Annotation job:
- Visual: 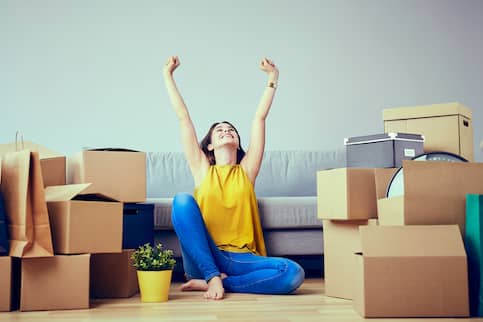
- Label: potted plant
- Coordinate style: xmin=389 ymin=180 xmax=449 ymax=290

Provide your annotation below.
xmin=131 ymin=242 xmax=176 ymax=302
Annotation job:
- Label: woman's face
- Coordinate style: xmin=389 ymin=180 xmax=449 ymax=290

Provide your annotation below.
xmin=209 ymin=122 xmax=240 ymax=150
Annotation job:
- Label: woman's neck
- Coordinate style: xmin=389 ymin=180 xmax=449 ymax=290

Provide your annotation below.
xmin=214 ymin=146 xmax=237 ymax=166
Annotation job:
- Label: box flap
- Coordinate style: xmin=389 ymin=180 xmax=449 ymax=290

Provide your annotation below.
xmin=45 ymin=183 xmax=92 ymax=202
xmin=359 ymin=225 xmax=465 ymax=257
xmin=383 ymin=102 xmax=472 ymax=121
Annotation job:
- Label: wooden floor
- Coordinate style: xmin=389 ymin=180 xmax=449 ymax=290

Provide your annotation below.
xmin=2 ymin=278 xmax=481 ymax=322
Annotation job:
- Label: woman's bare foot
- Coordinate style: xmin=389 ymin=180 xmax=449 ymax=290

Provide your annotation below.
xmin=180 ymin=279 xmax=208 ymax=292
xmin=181 ymin=274 xmax=227 ymax=300
xmin=204 ymin=276 xmax=224 ymax=300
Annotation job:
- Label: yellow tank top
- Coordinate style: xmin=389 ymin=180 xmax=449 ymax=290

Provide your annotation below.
xmin=193 ymin=165 xmax=267 ymax=256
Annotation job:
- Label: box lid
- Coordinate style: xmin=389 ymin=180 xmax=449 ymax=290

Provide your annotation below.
xmin=359 ymin=225 xmax=465 ymax=257
xmin=45 ymin=183 xmax=92 ymax=202
xmin=344 ymin=132 xmax=424 ymax=145
xmin=44 ymin=183 xmax=116 ymax=202
xmin=383 ymin=102 xmax=472 ymax=121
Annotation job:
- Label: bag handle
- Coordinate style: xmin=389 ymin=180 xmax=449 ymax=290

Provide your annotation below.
xmin=15 ymin=131 xmax=24 ymax=151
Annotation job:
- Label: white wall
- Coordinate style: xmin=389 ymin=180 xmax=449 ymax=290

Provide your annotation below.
xmin=2 ymin=0 xmax=482 ymax=161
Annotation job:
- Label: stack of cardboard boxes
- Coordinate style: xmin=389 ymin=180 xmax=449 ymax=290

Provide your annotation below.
xmin=0 ymin=147 xmax=150 ymax=311
xmin=317 ymin=102 xmax=483 ymax=318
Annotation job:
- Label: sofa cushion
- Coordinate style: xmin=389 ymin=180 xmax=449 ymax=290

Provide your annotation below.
xmin=147 ymin=149 xmax=346 ymax=198
xmin=147 ymin=196 xmax=322 ymax=230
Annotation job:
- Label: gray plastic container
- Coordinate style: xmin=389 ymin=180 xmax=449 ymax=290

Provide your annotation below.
xmin=344 ymin=132 xmax=424 ymax=168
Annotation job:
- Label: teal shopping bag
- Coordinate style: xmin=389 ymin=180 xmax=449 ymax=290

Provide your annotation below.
xmin=465 ymin=194 xmax=483 ymax=317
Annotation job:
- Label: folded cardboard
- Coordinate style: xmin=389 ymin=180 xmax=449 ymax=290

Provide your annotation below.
xmin=383 ymin=102 xmax=473 ymax=161
xmin=317 ymin=168 xmax=377 ymax=220
xmin=40 ymin=156 xmax=66 ymax=187
xmin=465 ymin=194 xmax=483 ymax=316
xmin=374 ymin=168 xmax=398 ymax=199
xmin=345 ymin=132 xmax=424 ymax=168
xmin=67 ymin=149 xmax=146 ymax=202
xmin=323 ymin=219 xmax=377 ymax=299
xmin=377 ymin=161 xmax=483 ymax=234
xmin=90 ymin=249 xmax=139 ymax=298
xmin=354 ymin=225 xmax=469 ymax=317
xmin=45 ymin=183 xmax=123 ymax=254
xmin=123 ymin=203 xmax=154 ymax=249
xmin=20 ymin=254 xmax=90 ymax=311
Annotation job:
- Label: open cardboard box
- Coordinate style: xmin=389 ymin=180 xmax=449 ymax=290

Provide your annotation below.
xmin=317 ymin=168 xmax=377 ymax=220
xmin=377 ymin=160 xmax=483 ymax=234
xmin=67 ymin=149 xmax=146 ymax=202
xmin=354 ymin=225 xmax=469 ymax=317
xmin=45 ymin=183 xmax=123 ymax=254
xmin=323 ymin=219 xmax=378 ymax=299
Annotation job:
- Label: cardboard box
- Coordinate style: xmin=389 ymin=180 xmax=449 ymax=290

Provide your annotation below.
xmin=323 ymin=219 xmax=377 ymax=299
xmin=383 ymin=102 xmax=474 ymax=161
xmin=377 ymin=161 xmax=483 ymax=234
xmin=374 ymin=168 xmax=398 ymax=199
xmin=354 ymin=225 xmax=469 ymax=317
xmin=20 ymin=254 xmax=90 ymax=311
xmin=0 ymin=256 xmax=12 ymax=311
xmin=40 ymin=156 xmax=66 ymax=187
xmin=317 ymin=168 xmax=377 ymax=220
xmin=67 ymin=149 xmax=146 ymax=202
xmin=45 ymin=183 xmax=123 ymax=254
xmin=465 ymin=194 xmax=483 ymax=316
xmin=345 ymin=133 xmax=424 ymax=168
xmin=90 ymin=249 xmax=139 ymax=298
xmin=123 ymin=203 xmax=154 ymax=249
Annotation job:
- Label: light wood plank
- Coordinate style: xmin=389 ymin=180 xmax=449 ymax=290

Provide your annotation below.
xmin=1 ymin=279 xmax=479 ymax=321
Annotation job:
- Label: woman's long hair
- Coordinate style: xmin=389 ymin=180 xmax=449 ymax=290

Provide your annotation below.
xmin=200 ymin=121 xmax=246 ymax=165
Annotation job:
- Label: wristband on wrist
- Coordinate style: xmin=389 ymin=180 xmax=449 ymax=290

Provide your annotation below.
xmin=268 ymin=82 xmax=277 ymax=89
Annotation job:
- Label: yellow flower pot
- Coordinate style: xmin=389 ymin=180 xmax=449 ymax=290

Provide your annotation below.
xmin=137 ymin=270 xmax=173 ymax=302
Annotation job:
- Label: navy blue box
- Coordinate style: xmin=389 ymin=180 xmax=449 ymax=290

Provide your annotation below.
xmin=0 ymin=191 xmax=9 ymax=256
xmin=122 ymin=203 xmax=154 ymax=249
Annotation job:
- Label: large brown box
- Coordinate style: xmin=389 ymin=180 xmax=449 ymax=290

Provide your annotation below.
xmin=377 ymin=161 xmax=483 ymax=235
xmin=40 ymin=156 xmax=66 ymax=187
xmin=383 ymin=102 xmax=474 ymax=161
xmin=45 ymin=183 xmax=123 ymax=254
xmin=90 ymin=250 xmax=139 ymax=298
xmin=354 ymin=225 xmax=469 ymax=317
xmin=317 ymin=168 xmax=376 ymax=220
xmin=323 ymin=219 xmax=377 ymax=299
xmin=67 ymin=150 xmax=146 ymax=202
xmin=20 ymin=254 xmax=90 ymax=311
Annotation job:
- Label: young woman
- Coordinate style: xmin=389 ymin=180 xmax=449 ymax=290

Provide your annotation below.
xmin=163 ymin=56 xmax=304 ymax=300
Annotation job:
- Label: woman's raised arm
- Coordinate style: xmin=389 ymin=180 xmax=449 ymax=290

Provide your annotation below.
xmin=241 ymin=58 xmax=279 ymax=183
xmin=163 ymin=56 xmax=208 ymax=182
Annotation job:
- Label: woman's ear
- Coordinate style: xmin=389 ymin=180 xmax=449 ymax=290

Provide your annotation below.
xmin=207 ymin=143 xmax=214 ymax=151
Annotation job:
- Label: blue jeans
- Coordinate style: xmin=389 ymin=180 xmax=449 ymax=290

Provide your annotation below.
xmin=171 ymin=193 xmax=305 ymax=294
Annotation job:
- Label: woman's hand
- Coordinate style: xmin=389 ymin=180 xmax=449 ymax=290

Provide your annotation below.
xmin=164 ymin=56 xmax=180 ymax=76
xmin=260 ymin=58 xmax=278 ymax=76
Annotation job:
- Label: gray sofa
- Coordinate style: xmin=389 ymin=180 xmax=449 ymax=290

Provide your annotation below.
xmin=145 ymin=149 xmax=346 ymax=270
